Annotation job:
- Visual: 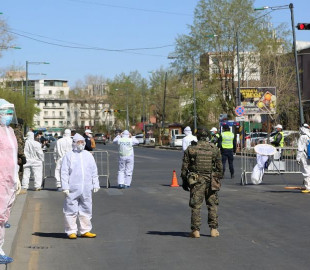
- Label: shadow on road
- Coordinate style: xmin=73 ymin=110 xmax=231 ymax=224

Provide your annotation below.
xmin=146 ymin=231 xmax=209 ymax=237
xmin=33 ymin=232 xmax=68 ymax=239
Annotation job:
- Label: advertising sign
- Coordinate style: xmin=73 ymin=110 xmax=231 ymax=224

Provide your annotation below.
xmin=240 ymin=87 xmax=276 ymax=114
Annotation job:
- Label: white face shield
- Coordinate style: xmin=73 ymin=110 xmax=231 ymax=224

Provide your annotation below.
xmin=0 ymin=99 xmax=18 ymax=126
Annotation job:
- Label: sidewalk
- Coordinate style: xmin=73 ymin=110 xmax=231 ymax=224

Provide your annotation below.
xmin=0 ymin=194 xmax=27 ymax=270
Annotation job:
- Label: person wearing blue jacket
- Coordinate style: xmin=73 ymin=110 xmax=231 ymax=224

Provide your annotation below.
xmin=61 ymin=133 xmax=100 ymax=239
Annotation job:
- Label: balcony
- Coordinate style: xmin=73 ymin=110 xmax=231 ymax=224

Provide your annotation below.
xmin=43 ymin=106 xmax=65 ymax=109
xmin=43 ymin=116 xmax=65 ymax=119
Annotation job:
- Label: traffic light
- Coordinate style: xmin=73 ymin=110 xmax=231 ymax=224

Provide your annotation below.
xmin=297 ymin=23 xmax=310 ymax=30
xmin=103 ymin=109 xmax=111 ymax=113
xmin=114 ymin=109 xmax=120 ymax=113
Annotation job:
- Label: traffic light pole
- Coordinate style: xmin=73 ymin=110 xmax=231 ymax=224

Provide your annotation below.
xmin=290 ymin=3 xmax=304 ymax=124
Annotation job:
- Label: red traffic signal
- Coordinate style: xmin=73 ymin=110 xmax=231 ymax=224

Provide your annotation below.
xmin=297 ymin=23 xmax=310 ymax=30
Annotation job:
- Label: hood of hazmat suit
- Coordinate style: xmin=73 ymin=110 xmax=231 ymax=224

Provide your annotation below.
xmin=182 ymin=126 xmax=198 ymax=152
xmin=24 ymin=132 xmax=44 ymax=166
xmin=72 ymin=133 xmax=85 ymax=152
xmin=54 ymin=130 xmax=73 ymax=160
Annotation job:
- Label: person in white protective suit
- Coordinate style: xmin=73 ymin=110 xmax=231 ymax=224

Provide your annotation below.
xmin=182 ymin=126 xmax=198 ymax=152
xmin=20 ymin=132 xmax=44 ymax=192
xmin=0 ymin=99 xmax=19 ymax=264
xmin=113 ymin=130 xmax=139 ymax=189
xmin=61 ymin=133 xmax=100 ymax=239
xmin=296 ymin=124 xmax=310 ymax=193
xmin=54 ymin=129 xmax=72 ymax=190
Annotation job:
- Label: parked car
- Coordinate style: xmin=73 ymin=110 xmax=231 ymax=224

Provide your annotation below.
xmin=94 ymin=133 xmax=107 ymax=145
xmin=170 ymin=134 xmax=185 ymax=147
xmin=134 ymin=134 xmax=144 ymax=144
xmin=245 ymin=132 xmax=268 ymax=146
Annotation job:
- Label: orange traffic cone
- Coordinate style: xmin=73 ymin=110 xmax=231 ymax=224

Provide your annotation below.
xmin=170 ymin=170 xmax=180 ymax=187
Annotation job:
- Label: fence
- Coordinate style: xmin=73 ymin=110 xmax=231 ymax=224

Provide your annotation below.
xmin=241 ymin=147 xmax=302 ymax=185
xmin=43 ymin=150 xmax=110 ymax=188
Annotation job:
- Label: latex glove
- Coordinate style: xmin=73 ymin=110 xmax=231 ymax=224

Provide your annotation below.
xmin=15 ymin=181 xmax=21 ymax=194
xmin=63 ymin=190 xmax=70 ymax=197
xmin=93 ymin=188 xmax=100 ymax=193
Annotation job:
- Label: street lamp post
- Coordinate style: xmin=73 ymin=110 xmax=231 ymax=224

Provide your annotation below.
xmin=115 ymin=88 xmax=129 ymax=130
xmin=25 ymin=61 xmax=49 ymax=105
xmin=126 ymin=88 xmax=129 ymax=130
xmin=254 ymin=3 xmax=304 ymax=124
xmin=191 ymin=57 xmax=197 ymax=133
xmin=168 ymin=54 xmax=197 ymax=132
xmin=24 ymin=61 xmax=49 ymax=134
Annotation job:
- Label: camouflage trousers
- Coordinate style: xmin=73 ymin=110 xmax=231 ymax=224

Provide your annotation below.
xmin=189 ymin=176 xmax=219 ymax=231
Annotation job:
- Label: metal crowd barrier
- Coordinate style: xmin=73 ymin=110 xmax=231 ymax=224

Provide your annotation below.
xmin=43 ymin=150 xmax=110 ymax=188
xmin=241 ymin=147 xmax=302 ymax=185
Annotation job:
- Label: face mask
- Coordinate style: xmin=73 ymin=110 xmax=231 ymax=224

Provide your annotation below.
xmin=0 ymin=115 xmax=13 ymax=126
xmin=77 ymin=144 xmax=85 ymax=152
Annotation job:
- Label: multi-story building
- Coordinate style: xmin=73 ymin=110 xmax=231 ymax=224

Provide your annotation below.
xmin=1 ymin=73 xmax=114 ymax=135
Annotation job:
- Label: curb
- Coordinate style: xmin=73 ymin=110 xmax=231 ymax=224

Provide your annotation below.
xmin=0 ymin=194 xmax=28 ymax=270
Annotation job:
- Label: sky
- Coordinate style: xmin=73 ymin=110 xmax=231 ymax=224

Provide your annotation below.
xmin=1 ymin=0 xmax=310 ymax=87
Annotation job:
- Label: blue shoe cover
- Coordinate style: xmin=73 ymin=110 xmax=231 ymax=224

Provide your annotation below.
xmin=124 ymin=185 xmax=130 ymax=188
xmin=4 ymin=223 xmax=10 ymax=228
xmin=0 ymin=255 xmax=13 ymax=264
xmin=118 ymin=184 xmax=124 ymax=189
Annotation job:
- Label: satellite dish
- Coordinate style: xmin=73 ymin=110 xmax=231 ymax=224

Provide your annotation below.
xmin=254 ymin=144 xmax=277 ymax=156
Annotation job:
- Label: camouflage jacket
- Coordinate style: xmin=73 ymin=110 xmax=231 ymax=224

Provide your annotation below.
xmin=13 ymin=125 xmax=26 ymax=164
xmin=181 ymin=140 xmax=223 ymax=190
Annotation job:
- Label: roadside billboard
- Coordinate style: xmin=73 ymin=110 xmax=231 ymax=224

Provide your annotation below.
xmin=240 ymin=87 xmax=276 ymax=114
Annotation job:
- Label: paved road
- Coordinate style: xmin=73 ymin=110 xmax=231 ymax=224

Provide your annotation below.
xmin=10 ymin=143 xmax=310 ymax=270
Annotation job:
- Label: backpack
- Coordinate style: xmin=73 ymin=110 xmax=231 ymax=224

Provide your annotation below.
xmin=91 ymin=138 xmax=96 ymax=149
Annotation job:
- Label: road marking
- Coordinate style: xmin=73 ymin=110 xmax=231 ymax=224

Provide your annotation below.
xmin=28 ymin=202 xmax=41 ymax=270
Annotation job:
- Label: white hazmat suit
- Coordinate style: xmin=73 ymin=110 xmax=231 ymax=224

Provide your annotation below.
xmin=296 ymin=126 xmax=310 ymax=191
xmin=61 ymin=133 xmax=100 ymax=236
xmin=0 ymin=99 xmax=18 ymax=263
xmin=54 ymin=129 xmax=72 ymax=188
xmin=113 ymin=130 xmax=139 ymax=188
xmin=22 ymin=132 xmax=44 ymax=190
xmin=182 ymin=126 xmax=198 ymax=152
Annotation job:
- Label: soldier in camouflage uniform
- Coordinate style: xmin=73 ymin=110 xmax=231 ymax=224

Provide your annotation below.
xmin=181 ymin=126 xmax=223 ymax=238
xmin=12 ymin=118 xmax=26 ymax=189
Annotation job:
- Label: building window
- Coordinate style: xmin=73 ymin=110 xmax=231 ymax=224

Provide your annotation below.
xmin=37 ymin=121 xmax=40 ymax=126
xmin=49 ymin=90 xmax=52 ymax=95
xmin=250 ymin=68 xmax=258 ymax=74
xmin=59 ymin=121 xmax=63 ymax=126
xmin=60 ymin=91 xmax=64 ymax=96
xmin=52 ymin=111 xmax=55 ymax=116
xmin=45 ymin=121 xmax=48 ymax=126
xmin=60 ymin=111 xmax=63 ymax=116
xmin=44 ymin=111 xmax=48 ymax=116
xmin=67 ymin=111 xmax=70 ymax=117
xmin=53 ymin=121 xmax=55 ymax=126
xmin=81 ymin=121 xmax=85 ymax=126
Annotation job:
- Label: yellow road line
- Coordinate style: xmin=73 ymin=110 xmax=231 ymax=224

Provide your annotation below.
xmin=28 ymin=202 xmax=41 ymax=270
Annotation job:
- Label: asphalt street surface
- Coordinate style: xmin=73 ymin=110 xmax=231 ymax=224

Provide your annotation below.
xmin=10 ymin=143 xmax=310 ymax=270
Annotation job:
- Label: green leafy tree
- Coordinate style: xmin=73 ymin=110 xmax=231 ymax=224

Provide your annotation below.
xmin=173 ymin=0 xmax=291 ymax=123
xmin=0 ymin=88 xmax=39 ymax=127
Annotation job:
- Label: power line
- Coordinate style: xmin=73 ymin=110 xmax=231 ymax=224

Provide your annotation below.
xmin=6 ymin=29 xmax=172 ymax=57
xmin=66 ymin=0 xmax=192 ymax=16
xmin=8 ymin=28 xmax=174 ymax=51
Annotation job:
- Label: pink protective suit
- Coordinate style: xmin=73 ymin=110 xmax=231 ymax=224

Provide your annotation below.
xmin=0 ymin=125 xmax=18 ymax=255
